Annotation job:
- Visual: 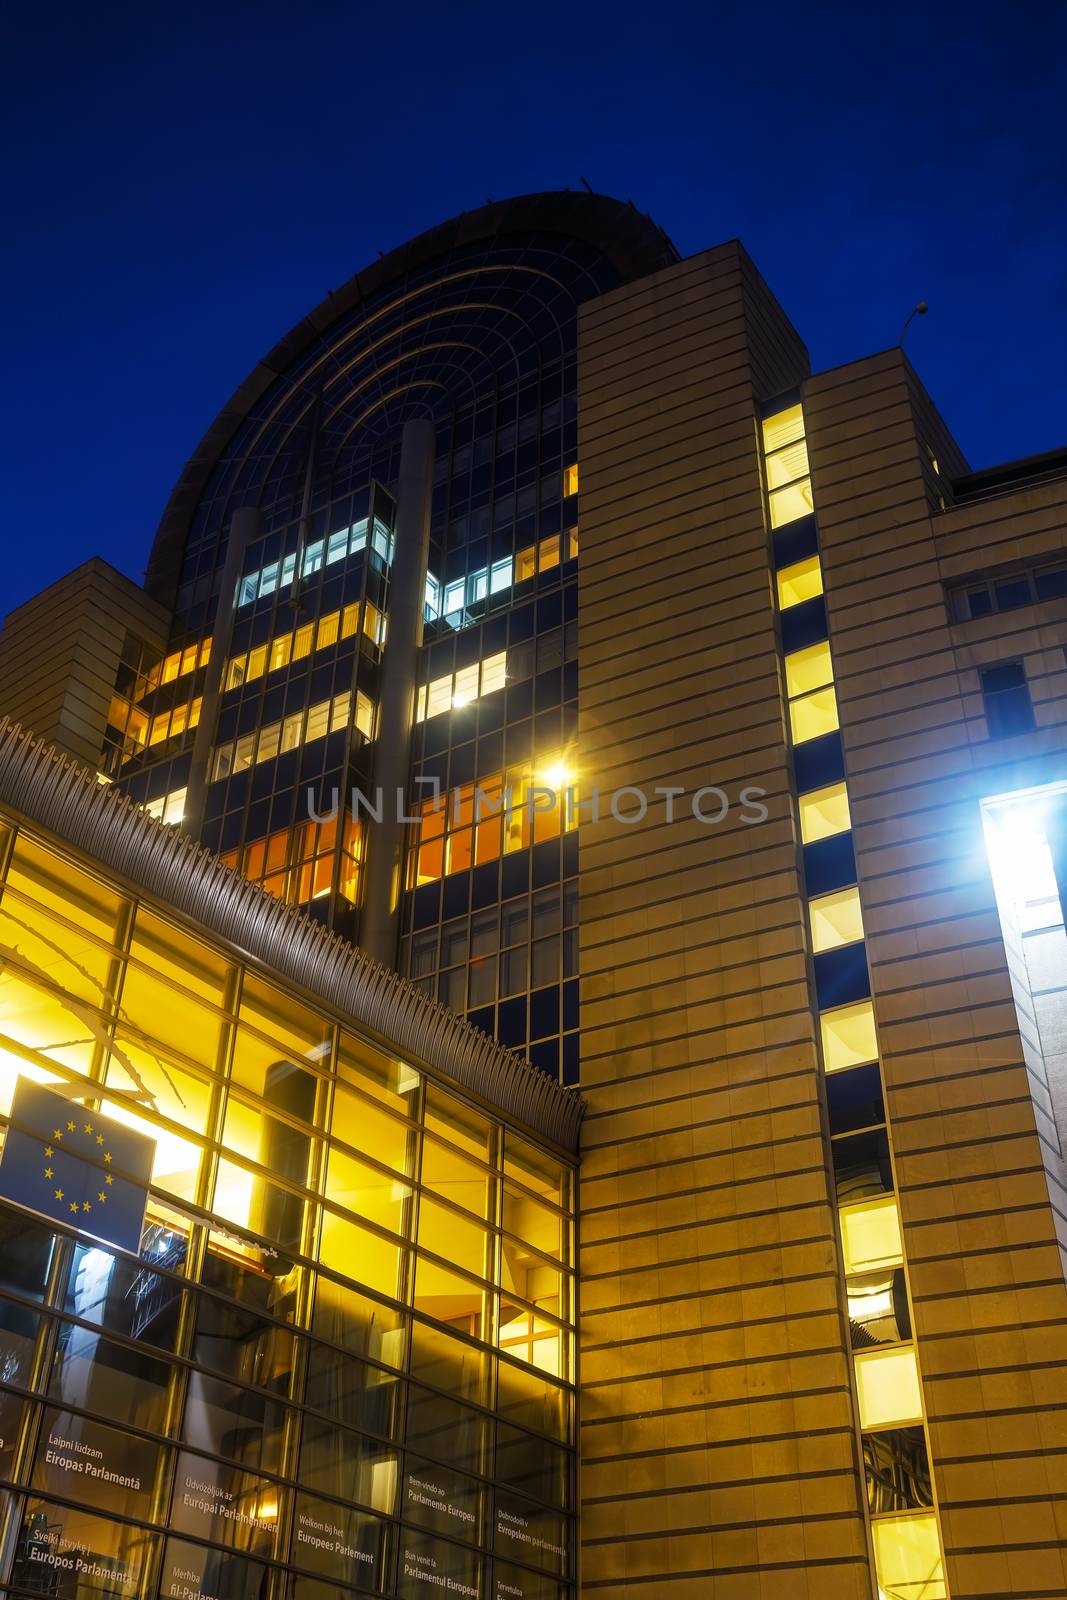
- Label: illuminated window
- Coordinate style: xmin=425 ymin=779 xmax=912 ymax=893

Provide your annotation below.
xmin=481 ymin=653 xmax=507 ymax=696
xmin=143 ymin=788 xmax=187 ymax=826
xmin=765 ymin=436 xmax=810 ymax=492
xmin=539 ymin=535 xmax=560 ymax=573
xmin=210 ymin=688 xmax=376 ymax=782
xmin=777 ymin=555 xmax=823 ymax=611
xmin=146 ymin=696 xmax=201 ymax=749
xmin=416 ymin=653 xmax=508 ymax=722
xmin=809 ymin=886 xmax=864 ymax=952
xmin=821 ymin=999 xmax=878 ymax=1072
xmin=453 ymin=664 xmax=479 ymax=708
xmin=762 ymin=404 xmax=805 ymax=455
xmin=840 ymin=1195 xmax=903 ymax=1277
xmin=406 ymin=759 xmax=577 ymax=887
xmin=785 ymin=641 xmax=833 ymax=698
xmin=235 ymin=518 xmax=371 ymax=607
xmin=790 ymin=684 xmax=839 ymax=744
xmin=871 ymin=1513 xmax=945 ymax=1600
xmin=762 ymin=404 xmax=815 ymax=528
xmin=768 ymin=478 xmax=815 ymax=526
xmin=855 ymin=1344 xmax=923 ymax=1430
xmin=222 ymin=602 xmax=380 ymax=694
xmin=786 ymin=643 xmax=838 ymax=744
xmin=799 ymin=781 xmax=851 ymax=843
xmin=563 ymin=463 xmax=579 ymax=497
xmin=148 ymin=637 xmax=211 ymax=691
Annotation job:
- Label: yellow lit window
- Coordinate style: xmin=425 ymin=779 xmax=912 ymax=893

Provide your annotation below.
xmin=415 ymin=685 xmax=427 ymax=721
xmin=365 ymin=602 xmax=385 ymax=645
xmin=761 ymin=404 xmax=805 ymax=455
xmin=765 ymin=437 xmax=810 ymax=492
xmin=820 ymin=999 xmax=878 ymax=1072
xmin=855 ymin=1344 xmax=922 ymax=1431
xmin=318 ymin=1209 xmax=405 ymax=1300
xmin=480 ymin=652 xmax=507 ymax=696
xmin=341 ymin=603 xmax=361 ymax=639
xmin=305 ymin=701 xmax=330 ymax=743
xmin=563 ymin=463 xmax=579 ymax=497
xmin=247 ymin=644 xmax=268 ymax=682
xmin=871 ymin=1513 xmax=945 ymax=1600
xmin=425 ymin=675 xmax=452 ymax=720
xmin=776 ymin=555 xmax=823 ymax=611
xmin=316 ymin=613 xmax=339 ymax=651
xmin=825 ymin=998 xmax=883 ymax=1075
xmin=566 ymin=527 xmax=579 ymax=561
xmin=269 ymin=636 xmax=291 ymax=673
xmin=538 ymin=535 xmax=560 ymax=573
xmin=840 ymin=1195 xmax=903 ymax=1277
xmin=329 ymin=692 xmax=351 ymax=734
xmin=226 ymin=657 xmax=246 ymax=691
xmin=768 ymin=478 xmax=815 ymax=528
xmin=790 ymin=684 xmax=839 ymax=744
xmin=785 ymin=641 xmax=833 ymax=699
xmin=453 ymin=665 xmax=479 ymax=708
xmin=809 ymin=885 xmax=864 ymax=952
xmin=412 ymin=1251 xmax=488 ymax=1338
xmin=355 ymin=691 xmax=375 ymax=740
xmin=799 ymin=781 xmax=851 ymax=844
xmin=293 ymin=623 xmax=314 ymax=662
xmin=516 ymin=546 xmax=536 ymax=583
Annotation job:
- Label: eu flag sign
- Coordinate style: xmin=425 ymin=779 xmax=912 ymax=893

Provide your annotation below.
xmin=0 ymin=1079 xmax=155 ymax=1254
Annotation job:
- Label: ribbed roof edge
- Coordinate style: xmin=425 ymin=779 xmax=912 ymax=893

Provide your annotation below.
xmin=0 ymin=719 xmax=584 ymax=1153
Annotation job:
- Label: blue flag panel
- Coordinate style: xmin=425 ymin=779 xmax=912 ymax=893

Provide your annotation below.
xmin=0 ymin=1079 xmax=154 ymax=1254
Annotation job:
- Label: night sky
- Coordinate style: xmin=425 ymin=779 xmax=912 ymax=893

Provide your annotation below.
xmin=4 ymin=0 xmax=1065 ymax=614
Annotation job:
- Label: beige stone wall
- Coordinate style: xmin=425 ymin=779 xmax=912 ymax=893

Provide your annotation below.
xmin=806 ymin=347 xmax=1067 ymax=1598
xmin=576 ymin=245 xmax=874 ymax=1599
xmin=0 ymin=558 xmax=169 ymax=770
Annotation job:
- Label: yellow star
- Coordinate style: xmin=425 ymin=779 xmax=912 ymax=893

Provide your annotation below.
xmin=103 ymin=1153 xmax=112 ymax=1165
xmin=105 ymin=1175 xmax=113 ymax=1186
xmin=84 ymin=1122 xmax=93 ymax=1136
xmin=44 ymin=1168 xmax=53 ymax=1180
xmin=54 ymin=1189 xmax=64 ymax=1201
xmin=45 ymin=1146 xmax=53 ymax=1158
xmin=67 ymin=1121 xmax=75 ymax=1132
xmin=96 ymin=1134 xmax=104 ymax=1145
xmin=97 ymin=1192 xmax=105 ymax=1203
xmin=82 ymin=1201 xmax=91 ymax=1212
xmin=53 ymin=1128 xmax=62 ymax=1140
xmin=69 ymin=1202 xmax=78 ymax=1214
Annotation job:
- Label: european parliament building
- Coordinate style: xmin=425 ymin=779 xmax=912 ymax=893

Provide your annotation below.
xmin=2 ymin=191 xmax=1067 ymax=1600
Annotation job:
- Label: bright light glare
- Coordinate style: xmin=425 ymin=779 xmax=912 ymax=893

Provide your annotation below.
xmin=982 ymin=790 xmax=1062 ymax=933
xmin=540 ymin=763 xmax=575 ymax=790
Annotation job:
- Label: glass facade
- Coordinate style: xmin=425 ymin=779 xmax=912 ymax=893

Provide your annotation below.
xmin=105 ymin=208 xmax=653 ymax=1088
xmin=0 ymin=810 xmax=577 ymax=1600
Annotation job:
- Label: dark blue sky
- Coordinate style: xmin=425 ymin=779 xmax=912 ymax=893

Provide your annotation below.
xmin=4 ymin=0 xmax=1065 ymax=613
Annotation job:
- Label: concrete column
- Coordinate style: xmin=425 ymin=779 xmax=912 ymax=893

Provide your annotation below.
xmin=360 ymin=418 xmax=434 ymax=966
xmin=183 ymin=506 xmax=261 ymax=841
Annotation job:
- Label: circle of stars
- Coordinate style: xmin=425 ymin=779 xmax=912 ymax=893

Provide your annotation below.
xmin=43 ymin=1119 xmax=114 ymax=1215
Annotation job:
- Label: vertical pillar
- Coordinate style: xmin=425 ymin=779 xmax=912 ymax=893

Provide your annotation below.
xmin=183 ymin=505 xmax=261 ymax=841
xmin=360 ymin=418 xmax=434 ymax=965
